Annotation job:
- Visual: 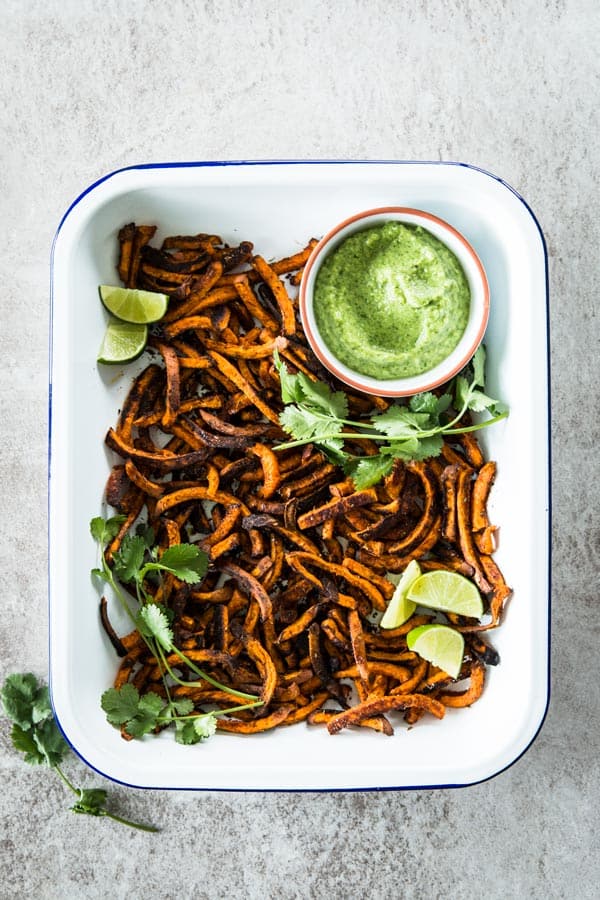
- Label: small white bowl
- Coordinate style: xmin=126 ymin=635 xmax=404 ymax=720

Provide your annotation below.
xmin=299 ymin=207 xmax=490 ymax=397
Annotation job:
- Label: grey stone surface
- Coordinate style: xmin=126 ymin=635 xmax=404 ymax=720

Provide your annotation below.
xmin=0 ymin=0 xmax=598 ymax=897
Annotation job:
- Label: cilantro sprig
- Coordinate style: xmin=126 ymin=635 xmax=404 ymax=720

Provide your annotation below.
xmin=100 ymin=681 xmax=257 ymax=744
xmin=91 ymin=519 xmax=262 ymax=742
xmin=1 ymin=673 xmax=157 ymax=832
xmin=273 ymin=347 xmax=508 ymax=488
xmin=91 ymin=520 xmax=209 ymax=602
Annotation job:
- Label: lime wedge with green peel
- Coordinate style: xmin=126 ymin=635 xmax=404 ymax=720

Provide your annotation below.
xmin=407 ymin=624 xmax=465 ymax=679
xmin=99 ymin=285 xmax=169 ymax=324
xmin=97 ymin=319 xmax=148 ymax=365
xmin=380 ymin=559 xmax=421 ymax=629
xmin=407 ymin=570 xmax=484 ymax=618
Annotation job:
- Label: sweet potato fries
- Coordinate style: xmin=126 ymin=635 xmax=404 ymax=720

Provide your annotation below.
xmin=100 ymin=223 xmax=511 ymax=737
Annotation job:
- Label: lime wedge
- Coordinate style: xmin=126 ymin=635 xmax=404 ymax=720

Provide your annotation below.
xmin=99 ymin=285 xmax=168 ymax=324
xmin=407 ymin=570 xmax=484 ymax=618
xmin=380 ymin=559 xmax=421 ymax=629
xmin=407 ymin=624 xmax=465 ymax=679
xmin=97 ymin=319 xmax=148 ymax=365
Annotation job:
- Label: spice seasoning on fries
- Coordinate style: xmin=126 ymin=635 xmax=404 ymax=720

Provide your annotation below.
xmin=95 ymin=223 xmax=511 ymax=741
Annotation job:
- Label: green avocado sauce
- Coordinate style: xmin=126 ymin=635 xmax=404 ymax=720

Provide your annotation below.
xmin=313 ymin=221 xmax=471 ymax=380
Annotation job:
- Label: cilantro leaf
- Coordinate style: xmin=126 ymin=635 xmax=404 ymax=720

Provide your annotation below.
xmin=454 ymin=354 xmax=507 ymax=418
xmin=174 ymin=712 xmax=217 ymax=744
xmin=318 ymin=443 xmax=351 ymax=467
xmin=394 ymin=433 xmax=444 ymax=460
xmin=466 ymin=390 xmax=508 ymax=414
xmin=296 ymin=372 xmax=348 ymax=419
xmin=171 ymin=699 xmax=194 ymax=717
xmin=90 ymin=517 xmax=107 ymax=544
xmin=112 ymin=534 xmax=147 ymax=583
xmin=370 ymin=407 xmax=434 ymax=439
xmin=105 ymin=515 xmax=127 ymax=538
xmin=436 ymin=393 xmax=453 ymax=415
xmin=275 ymin=350 xmax=348 ymax=419
xmin=156 ymin=544 xmax=208 ymax=584
xmin=409 ymin=391 xmax=451 ymax=417
xmin=31 ymin=685 xmax=53 ymax=725
xmin=273 ymin=349 xmax=303 ymax=404
xmin=137 ymin=605 xmax=174 ymax=651
xmin=11 ymin=724 xmax=45 ymax=765
xmin=135 ymin=522 xmax=155 ymax=550
xmin=279 ymin=406 xmax=339 ymax=443
xmin=91 ymin=567 xmax=108 ymax=583
xmin=124 ymin=693 xmax=164 ymax=738
xmin=158 ymin=697 xmax=195 ymax=728
xmin=1 ymin=673 xmax=40 ymax=729
xmin=317 ymin=437 xmax=347 ymax=458
xmin=471 ymin=344 xmax=486 ymax=388
xmin=279 ymin=404 xmax=314 ymax=440
xmin=194 ymin=713 xmax=217 ymax=739
xmin=174 ymin=719 xmax=203 ymax=745
xmin=280 ymin=403 xmax=346 ymax=456
xmin=345 ymin=455 xmax=395 ymax=490
xmin=71 ymin=788 xmax=108 ymax=817
xmin=138 ymin=692 xmax=165 ymax=718
xmin=90 ymin=515 xmax=126 ymax=545
xmin=454 ymin=375 xmax=472 ymax=411
xmin=2 ymin=675 xmax=67 ymax=766
xmin=408 ymin=392 xmax=438 ymax=416
xmin=101 ymin=684 xmax=141 ymax=725
xmin=32 ymin=718 xmax=69 ymax=767
xmin=383 ymin=437 xmax=420 ymax=459
xmin=101 ymin=684 xmax=164 ymax=738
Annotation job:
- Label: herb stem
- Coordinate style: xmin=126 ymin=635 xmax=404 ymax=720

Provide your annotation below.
xmin=102 ymin=567 xmax=138 ymax=629
xmin=103 ymin=811 xmax=159 ymax=833
xmin=158 ymin=700 xmax=263 ymax=724
xmin=163 ymin=645 xmax=260 ymax=703
xmin=54 ymin=764 xmax=78 ymax=795
xmin=274 ymin=409 xmax=509 ymax=453
xmin=215 ymin=700 xmax=264 ymax=715
xmin=100 ymin=568 xmax=171 ymax=675
xmin=273 ymin=433 xmax=363 ymax=451
xmin=56 ymin=764 xmax=158 ymax=832
xmin=440 ymin=411 xmax=509 ymax=435
xmin=152 ymin=638 xmax=174 ymax=706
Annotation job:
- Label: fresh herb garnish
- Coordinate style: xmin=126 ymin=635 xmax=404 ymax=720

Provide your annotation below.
xmin=91 ymin=520 xmax=263 ymax=741
xmin=100 ymin=682 xmax=246 ymax=745
xmin=273 ymin=346 xmax=508 ymax=488
xmin=1 ymin=673 xmax=158 ymax=832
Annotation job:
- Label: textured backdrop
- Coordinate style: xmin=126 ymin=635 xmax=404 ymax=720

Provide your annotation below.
xmin=1 ymin=1 xmax=598 ymax=898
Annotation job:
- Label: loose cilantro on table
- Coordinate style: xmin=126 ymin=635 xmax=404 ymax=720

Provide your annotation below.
xmin=273 ymin=346 xmax=508 ymax=489
xmin=91 ymin=520 xmax=262 ymax=742
xmin=1 ymin=673 xmax=157 ymax=832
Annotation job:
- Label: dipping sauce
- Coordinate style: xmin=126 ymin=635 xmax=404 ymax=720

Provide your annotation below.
xmin=313 ymin=221 xmax=471 ymax=380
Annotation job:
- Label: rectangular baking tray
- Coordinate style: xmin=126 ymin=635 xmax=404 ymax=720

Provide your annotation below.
xmin=49 ymin=160 xmax=550 ymax=790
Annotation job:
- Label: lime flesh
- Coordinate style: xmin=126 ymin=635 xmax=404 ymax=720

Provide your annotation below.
xmin=407 ymin=570 xmax=484 ymax=618
xmin=407 ymin=624 xmax=465 ymax=679
xmin=99 ymin=285 xmax=168 ymax=324
xmin=97 ymin=319 xmax=148 ymax=365
xmin=380 ymin=560 xmax=421 ymax=629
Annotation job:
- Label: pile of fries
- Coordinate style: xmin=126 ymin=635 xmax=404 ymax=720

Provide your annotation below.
xmin=101 ymin=223 xmax=512 ymax=737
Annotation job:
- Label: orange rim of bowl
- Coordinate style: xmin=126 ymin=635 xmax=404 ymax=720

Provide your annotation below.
xmin=299 ymin=206 xmax=490 ymax=397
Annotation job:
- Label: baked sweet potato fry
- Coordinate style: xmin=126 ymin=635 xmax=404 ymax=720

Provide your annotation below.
xmin=99 ymin=223 xmax=509 ymax=741
xmin=251 ymin=255 xmax=297 ymax=336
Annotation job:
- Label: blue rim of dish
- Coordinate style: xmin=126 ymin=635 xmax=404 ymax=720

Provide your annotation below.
xmin=48 ymin=159 xmax=551 ymax=792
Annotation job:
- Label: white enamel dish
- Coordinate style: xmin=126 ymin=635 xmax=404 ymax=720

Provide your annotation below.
xmin=49 ymin=161 xmax=550 ymax=791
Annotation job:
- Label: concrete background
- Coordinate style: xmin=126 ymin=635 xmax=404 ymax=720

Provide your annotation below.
xmin=1 ymin=1 xmax=598 ymax=897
